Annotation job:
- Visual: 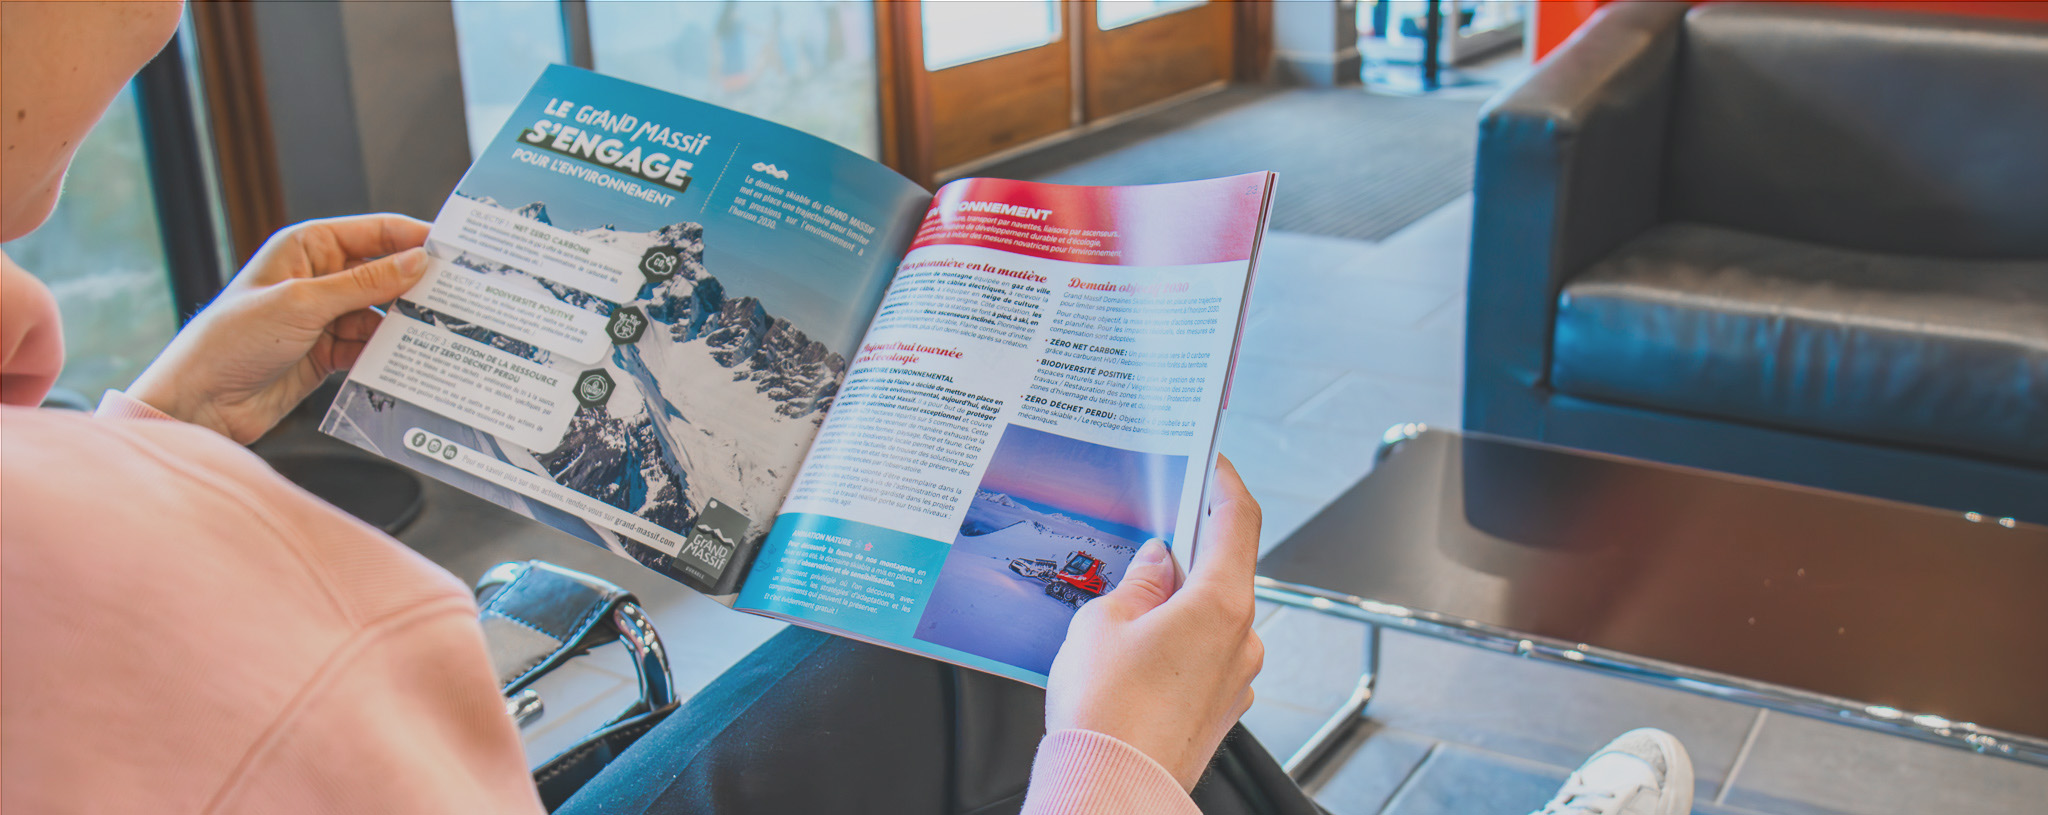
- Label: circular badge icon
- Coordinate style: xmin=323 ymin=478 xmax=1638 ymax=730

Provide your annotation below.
xmin=606 ymin=306 xmax=649 ymax=345
xmin=574 ymin=369 xmax=616 ymax=409
xmin=441 ymin=443 xmax=460 ymax=461
xmin=639 ymin=246 xmax=681 ymax=284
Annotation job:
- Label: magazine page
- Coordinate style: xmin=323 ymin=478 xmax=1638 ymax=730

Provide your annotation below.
xmin=736 ymin=173 xmax=1276 ymax=684
xmin=320 ymin=65 xmax=931 ymax=597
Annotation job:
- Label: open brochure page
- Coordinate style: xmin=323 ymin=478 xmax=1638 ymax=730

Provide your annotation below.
xmin=321 ymin=65 xmax=930 ymax=596
xmin=737 ymin=173 xmax=1276 ymax=684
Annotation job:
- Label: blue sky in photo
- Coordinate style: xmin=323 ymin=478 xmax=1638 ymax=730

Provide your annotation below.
xmin=978 ymin=424 xmax=1189 ymax=542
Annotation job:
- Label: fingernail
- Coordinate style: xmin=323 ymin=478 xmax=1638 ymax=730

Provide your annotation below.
xmin=1136 ymin=538 xmax=1168 ymax=565
xmin=398 ymin=248 xmax=430 ymax=276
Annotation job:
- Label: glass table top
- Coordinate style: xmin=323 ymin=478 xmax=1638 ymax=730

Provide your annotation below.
xmin=1256 ymin=429 xmax=2048 ymax=741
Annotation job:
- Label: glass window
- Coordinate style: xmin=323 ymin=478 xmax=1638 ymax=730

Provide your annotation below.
xmin=1096 ymin=0 xmax=1205 ymax=31
xmin=451 ymin=0 xmax=570 ymax=158
xmin=1 ymin=84 xmax=178 ymax=403
xmin=921 ymin=0 xmax=1060 ymax=71
xmin=588 ymin=0 xmax=881 ymax=158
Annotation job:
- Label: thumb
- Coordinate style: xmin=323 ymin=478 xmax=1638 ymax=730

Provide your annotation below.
xmin=290 ymin=247 xmax=431 ymax=322
xmin=1102 ymin=539 xmax=1179 ymax=615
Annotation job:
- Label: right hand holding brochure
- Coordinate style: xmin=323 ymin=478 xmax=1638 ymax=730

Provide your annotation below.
xmin=322 ymin=65 xmax=1275 ymax=686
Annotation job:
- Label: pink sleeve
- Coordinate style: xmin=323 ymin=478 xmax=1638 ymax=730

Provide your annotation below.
xmin=1019 ymin=730 xmax=1200 ymax=815
xmin=95 ymin=390 xmax=175 ymax=421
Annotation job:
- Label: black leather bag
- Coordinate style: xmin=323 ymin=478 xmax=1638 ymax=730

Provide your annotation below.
xmin=475 ymin=560 xmax=678 ymax=811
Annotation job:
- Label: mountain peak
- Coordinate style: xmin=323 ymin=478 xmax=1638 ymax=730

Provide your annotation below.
xmin=515 ymin=201 xmax=552 ymax=225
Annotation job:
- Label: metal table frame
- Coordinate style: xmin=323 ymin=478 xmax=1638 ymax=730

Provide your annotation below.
xmin=1255 ymin=426 xmax=2048 ymax=781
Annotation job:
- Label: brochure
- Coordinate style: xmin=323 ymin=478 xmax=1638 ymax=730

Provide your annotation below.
xmin=323 ymin=65 xmax=1275 ymax=685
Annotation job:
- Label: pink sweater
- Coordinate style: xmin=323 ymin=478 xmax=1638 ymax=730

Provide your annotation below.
xmin=0 ymin=296 xmax=1193 ymax=814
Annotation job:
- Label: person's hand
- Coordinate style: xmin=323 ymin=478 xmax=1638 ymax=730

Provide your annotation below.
xmin=1045 ymin=454 xmax=1265 ymax=791
xmin=127 ymin=214 xmax=430 ymax=443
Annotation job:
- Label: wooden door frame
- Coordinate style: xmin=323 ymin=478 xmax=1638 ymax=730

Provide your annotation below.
xmin=877 ymin=0 xmax=1273 ymax=188
xmin=875 ymin=1 xmax=935 ymax=187
xmin=190 ymin=0 xmax=286 ymax=265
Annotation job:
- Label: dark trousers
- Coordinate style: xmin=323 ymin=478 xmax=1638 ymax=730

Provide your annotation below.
xmin=557 ymin=627 xmax=1324 ymax=815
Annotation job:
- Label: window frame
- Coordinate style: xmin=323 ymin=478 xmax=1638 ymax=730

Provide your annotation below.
xmin=134 ymin=24 xmax=231 ymax=323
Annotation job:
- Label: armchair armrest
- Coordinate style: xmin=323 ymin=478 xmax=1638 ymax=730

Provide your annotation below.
xmin=1464 ymin=1 xmax=1688 ymax=436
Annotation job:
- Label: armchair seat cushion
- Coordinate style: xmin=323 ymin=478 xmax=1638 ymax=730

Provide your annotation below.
xmin=1552 ymin=223 xmax=2048 ymax=468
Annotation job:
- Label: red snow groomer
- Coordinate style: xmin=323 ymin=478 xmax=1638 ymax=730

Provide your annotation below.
xmin=1008 ymin=550 xmax=1109 ymax=609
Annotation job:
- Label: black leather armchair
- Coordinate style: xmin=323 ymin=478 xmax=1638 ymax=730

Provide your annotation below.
xmin=1464 ymin=2 xmax=2048 ymax=523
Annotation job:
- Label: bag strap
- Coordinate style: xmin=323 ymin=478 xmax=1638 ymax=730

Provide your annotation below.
xmin=475 ymin=560 xmax=681 ymax=811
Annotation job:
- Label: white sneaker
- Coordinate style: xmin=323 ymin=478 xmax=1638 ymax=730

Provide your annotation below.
xmin=1530 ymin=728 xmax=1694 ymax=815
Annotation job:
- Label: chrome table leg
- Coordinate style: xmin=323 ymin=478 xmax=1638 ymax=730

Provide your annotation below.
xmin=1282 ymin=623 xmax=1382 ymax=781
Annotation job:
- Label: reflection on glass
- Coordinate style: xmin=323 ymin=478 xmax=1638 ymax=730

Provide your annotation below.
xmin=590 ymin=0 xmax=879 ymax=158
xmin=1 ymin=84 xmax=176 ymax=403
xmin=451 ymin=0 xmax=570 ymax=158
xmin=1097 ymin=0 xmax=1205 ymax=30
xmin=922 ymin=0 xmax=1060 ymax=71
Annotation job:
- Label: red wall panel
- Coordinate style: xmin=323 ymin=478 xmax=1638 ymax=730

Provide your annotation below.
xmin=1533 ymin=0 xmax=2048 ymax=60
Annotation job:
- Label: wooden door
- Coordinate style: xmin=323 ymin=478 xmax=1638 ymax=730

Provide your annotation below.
xmin=1081 ymin=1 xmax=1233 ymax=121
xmin=879 ymin=1 xmax=1252 ymax=186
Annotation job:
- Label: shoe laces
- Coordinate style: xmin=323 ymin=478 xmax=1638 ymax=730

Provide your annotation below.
xmin=1536 ymin=775 xmax=1639 ymax=815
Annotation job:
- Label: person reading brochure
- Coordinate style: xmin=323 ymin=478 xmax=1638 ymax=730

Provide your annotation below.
xmin=0 ymin=6 xmax=1704 ymax=815
xmin=0 ymin=4 xmax=1270 ymax=813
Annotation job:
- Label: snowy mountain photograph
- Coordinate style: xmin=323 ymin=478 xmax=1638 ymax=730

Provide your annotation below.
xmin=913 ymin=425 xmax=1188 ymax=675
xmin=324 ymin=196 xmax=849 ymax=593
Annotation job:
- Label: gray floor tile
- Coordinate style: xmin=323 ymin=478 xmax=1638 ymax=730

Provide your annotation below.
xmin=1694 ymin=802 xmax=1783 ymax=815
xmin=1333 ymin=195 xmax=1474 ymax=288
xmin=1240 ymin=318 xmax=1463 ymax=388
xmin=1225 ymin=358 xmax=1350 ymax=422
xmin=1254 ymin=607 xmax=1372 ymax=712
xmin=1256 ymin=231 xmax=1391 ymax=288
xmin=1252 ymin=271 xmax=1463 ymax=334
xmin=1717 ymin=711 xmax=2048 ymax=815
xmin=1216 ymin=414 xmax=1379 ymax=515
xmin=1313 ymin=725 xmax=1438 ymax=815
xmin=1286 ymin=372 xmax=1462 ymax=431
xmin=1381 ymin=743 xmax=1567 ymax=815
xmin=1240 ymin=608 xmax=1376 ymax=770
xmin=1364 ymin=630 xmax=1758 ymax=804
xmin=1244 ymin=697 xmax=1340 ymax=765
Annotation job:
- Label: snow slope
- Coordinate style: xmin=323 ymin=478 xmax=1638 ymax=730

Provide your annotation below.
xmin=956 ymin=490 xmax=1146 ymax=563
xmin=912 ymin=491 xmax=1151 ymax=675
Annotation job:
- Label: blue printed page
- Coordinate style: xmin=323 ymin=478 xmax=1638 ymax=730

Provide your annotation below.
xmin=322 ymin=65 xmax=930 ymax=597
